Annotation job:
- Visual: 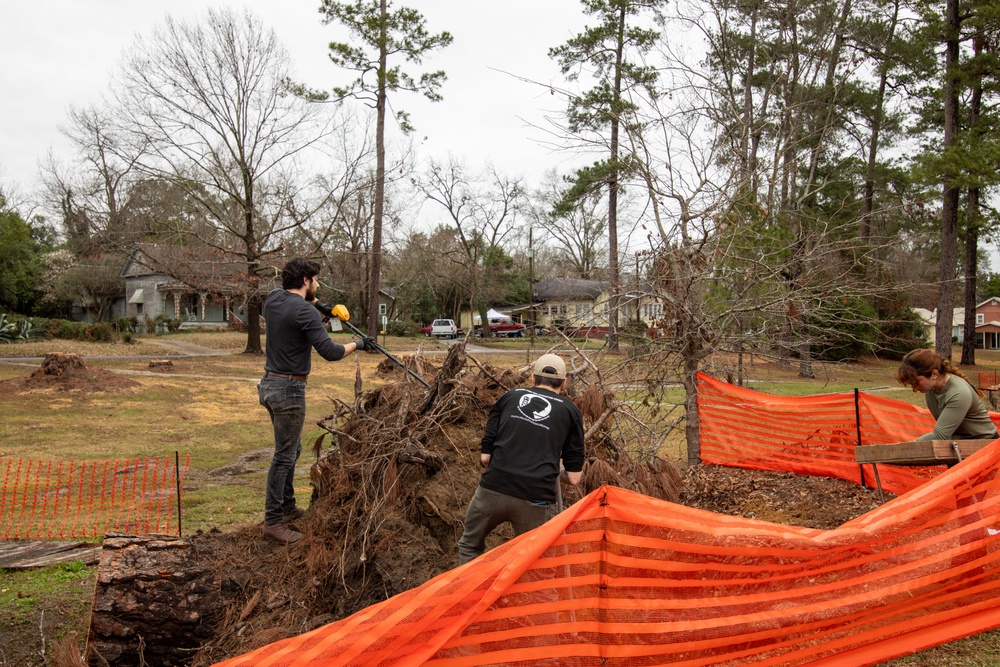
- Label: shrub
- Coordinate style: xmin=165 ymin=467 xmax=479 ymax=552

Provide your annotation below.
xmin=54 ymin=319 xmax=86 ymax=340
xmin=0 ymin=313 xmax=48 ymax=342
xmin=621 ymin=320 xmax=651 ymax=359
xmin=0 ymin=313 xmax=16 ymax=343
xmin=385 ymin=320 xmax=419 ymax=337
xmin=115 ymin=315 xmax=139 ymax=334
xmin=39 ymin=317 xmax=121 ymax=343
xmin=86 ymin=322 xmax=116 ymax=342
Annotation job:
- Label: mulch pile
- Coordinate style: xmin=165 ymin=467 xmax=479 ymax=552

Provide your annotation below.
xmin=681 ymin=463 xmax=893 ymax=530
xmin=0 ymin=352 xmax=138 ymax=396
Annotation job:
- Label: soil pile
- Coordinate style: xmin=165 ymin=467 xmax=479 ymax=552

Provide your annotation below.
xmin=682 ymin=463 xmax=893 ymax=529
xmin=186 ymin=343 xmax=683 ymax=665
xmin=0 ymin=353 xmax=138 ymax=396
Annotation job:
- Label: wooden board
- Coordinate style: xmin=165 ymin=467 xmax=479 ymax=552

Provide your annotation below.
xmin=855 ymin=439 xmax=996 ymax=466
xmin=0 ymin=540 xmax=102 ymax=569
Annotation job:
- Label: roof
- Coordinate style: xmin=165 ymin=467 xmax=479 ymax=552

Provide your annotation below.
xmin=120 ymin=243 xmax=284 ymax=293
xmin=121 ymin=244 xmax=249 ymax=281
xmin=909 ymin=307 xmax=966 ymax=327
xmin=533 ymin=277 xmax=610 ymax=301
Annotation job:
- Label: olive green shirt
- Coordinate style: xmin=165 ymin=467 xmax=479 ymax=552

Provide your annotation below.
xmin=919 ymin=374 xmax=997 ymax=441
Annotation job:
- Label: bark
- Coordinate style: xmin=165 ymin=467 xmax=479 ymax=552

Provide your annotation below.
xmin=862 ymin=0 xmax=901 ymax=241
xmin=961 ymin=35 xmax=985 ymax=367
xmin=88 ymin=533 xmax=222 ymax=667
xmin=367 ymin=0 xmax=388 ymax=338
xmin=936 ymin=0 xmax=961 ymax=360
xmin=607 ymin=3 xmax=626 ymax=352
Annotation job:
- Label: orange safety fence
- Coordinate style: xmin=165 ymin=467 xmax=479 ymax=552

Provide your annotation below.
xmin=0 ymin=454 xmax=190 ymax=539
xmin=697 ymin=371 xmax=1000 ymax=496
xmin=214 ymin=446 xmax=1000 ymax=667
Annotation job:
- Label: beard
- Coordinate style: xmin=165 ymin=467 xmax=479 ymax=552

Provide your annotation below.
xmin=305 ymin=283 xmax=318 ymax=302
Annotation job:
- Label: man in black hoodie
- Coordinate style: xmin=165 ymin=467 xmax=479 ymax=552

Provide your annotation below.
xmin=457 ymin=353 xmax=585 ymax=564
xmin=258 ymin=258 xmax=376 ymax=544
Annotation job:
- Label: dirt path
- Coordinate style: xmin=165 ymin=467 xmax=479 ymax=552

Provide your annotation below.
xmin=144 ymin=339 xmax=229 ymax=356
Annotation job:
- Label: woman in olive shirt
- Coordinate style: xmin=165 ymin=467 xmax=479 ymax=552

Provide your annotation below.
xmin=896 ymin=349 xmax=999 ymax=441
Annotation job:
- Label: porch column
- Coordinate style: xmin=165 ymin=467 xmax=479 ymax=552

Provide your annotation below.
xmin=173 ymin=295 xmax=181 ymax=320
xmin=224 ymin=297 xmax=230 ymax=323
xmin=199 ymin=293 xmax=207 ymax=321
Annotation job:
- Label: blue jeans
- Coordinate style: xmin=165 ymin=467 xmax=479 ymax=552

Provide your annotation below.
xmin=258 ymin=375 xmax=305 ymax=525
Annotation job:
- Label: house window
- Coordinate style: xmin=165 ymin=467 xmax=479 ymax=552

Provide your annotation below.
xmin=136 ymin=303 xmax=143 ymax=314
xmin=643 ymin=303 xmax=663 ymax=319
xmin=978 ymin=313 xmax=985 ymax=325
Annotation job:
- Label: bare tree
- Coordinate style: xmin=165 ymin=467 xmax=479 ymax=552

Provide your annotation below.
xmin=319 ymin=0 xmax=452 ymax=336
xmin=527 ymin=170 xmax=608 ymax=280
xmin=109 ymin=7 xmax=331 ymax=353
xmin=413 ymin=158 xmax=523 ymax=330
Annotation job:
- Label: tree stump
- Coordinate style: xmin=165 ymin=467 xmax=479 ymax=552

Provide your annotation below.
xmin=88 ymin=533 xmax=222 ymax=667
xmin=148 ymin=359 xmax=175 ymax=370
xmin=39 ymin=353 xmax=86 ymax=376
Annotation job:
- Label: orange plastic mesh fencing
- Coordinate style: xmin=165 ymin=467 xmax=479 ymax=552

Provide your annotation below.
xmin=214 ymin=444 xmax=1000 ymax=667
xmin=696 ymin=371 xmax=1000 ymax=496
xmin=0 ymin=454 xmax=190 ymax=539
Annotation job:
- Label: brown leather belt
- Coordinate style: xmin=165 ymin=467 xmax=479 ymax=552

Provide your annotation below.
xmin=265 ymin=371 xmax=308 ymax=382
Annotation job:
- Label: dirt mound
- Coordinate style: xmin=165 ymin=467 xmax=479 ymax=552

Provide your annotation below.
xmin=186 ymin=343 xmax=683 ymax=665
xmin=0 ymin=353 xmax=138 ymax=396
xmin=681 ymin=463 xmax=892 ymax=529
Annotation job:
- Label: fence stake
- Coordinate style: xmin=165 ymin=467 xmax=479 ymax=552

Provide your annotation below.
xmin=175 ymin=451 xmax=182 ymax=538
xmin=855 ymin=389 xmax=867 ymax=488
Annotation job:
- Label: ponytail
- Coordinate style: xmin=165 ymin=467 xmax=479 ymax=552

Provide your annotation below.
xmin=897 ymin=348 xmax=983 ymax=398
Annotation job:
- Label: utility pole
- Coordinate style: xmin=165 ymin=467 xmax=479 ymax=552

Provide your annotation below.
xmin=528 ymin=229 xmax=535 ymax=355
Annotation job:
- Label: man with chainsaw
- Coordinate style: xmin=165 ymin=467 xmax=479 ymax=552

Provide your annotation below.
xmin=258 ymin=257 xmax=377 ymax=545
xmin=457 ymin=353 xmax=585 ymax=564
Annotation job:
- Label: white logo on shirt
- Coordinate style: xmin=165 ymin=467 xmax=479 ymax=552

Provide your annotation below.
xmin=517 ymin=392 xmax=553 ymax=422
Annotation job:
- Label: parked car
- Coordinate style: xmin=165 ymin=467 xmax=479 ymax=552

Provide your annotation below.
xmin=428 ymin=318 xmax=463 ymax=339
xmin=474 ymin=315 xmax=526 ymax=338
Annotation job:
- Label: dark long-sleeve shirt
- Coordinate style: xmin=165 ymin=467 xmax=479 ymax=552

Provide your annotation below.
xmin=479 ymin=386 xmax=585 ymax=503
xmin=262 ymin=289 xmax=344 ymax=376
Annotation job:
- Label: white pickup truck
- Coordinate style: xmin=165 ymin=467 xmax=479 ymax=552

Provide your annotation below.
xmin=428 ymin=318 xmax=463 ymax=339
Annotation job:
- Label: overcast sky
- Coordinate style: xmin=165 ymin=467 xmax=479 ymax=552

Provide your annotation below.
xmin=1 ymin=1 xmax=590 ymax=200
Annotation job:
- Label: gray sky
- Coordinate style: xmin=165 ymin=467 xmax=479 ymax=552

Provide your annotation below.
xmin=1 ymin=1 xmax=589 ymax=197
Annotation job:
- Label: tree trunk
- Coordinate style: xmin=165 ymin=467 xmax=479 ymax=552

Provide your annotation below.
xmin=244 ymin=296 xmax=263 ymax=355
xmin=367 ymin=0 xmax=388 ymax=338
xmin=88 ymin=533 xmax=222 ymax=667
xmin=862 ymin=0 xmax=900 ymax=241
xmin=682 ymin=346 xmax=702 ymax=467
xmin=606 ymin=3 xmax=626 ymax=353
xmin=936 ymin=0 xmax=961 ymax=360
xmin=961 ymin=35 xmax=984 ymax=367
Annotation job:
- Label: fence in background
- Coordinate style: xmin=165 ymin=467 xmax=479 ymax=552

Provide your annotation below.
xmin=0 ymin=454 xmax=190 ymax=540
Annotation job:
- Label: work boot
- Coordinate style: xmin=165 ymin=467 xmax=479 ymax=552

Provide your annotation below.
xmin=283 ymin=507 xmax=306 ymax=522
xmin=262 ymin=522 xmax=302 ymax=544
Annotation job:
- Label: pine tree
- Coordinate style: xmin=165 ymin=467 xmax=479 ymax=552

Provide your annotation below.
xmin=320 ymin=0 xmax=452 ymax=335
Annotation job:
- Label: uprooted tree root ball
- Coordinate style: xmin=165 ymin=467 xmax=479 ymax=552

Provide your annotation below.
xmin=186 ymin=342 xmax=683 ymax=665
